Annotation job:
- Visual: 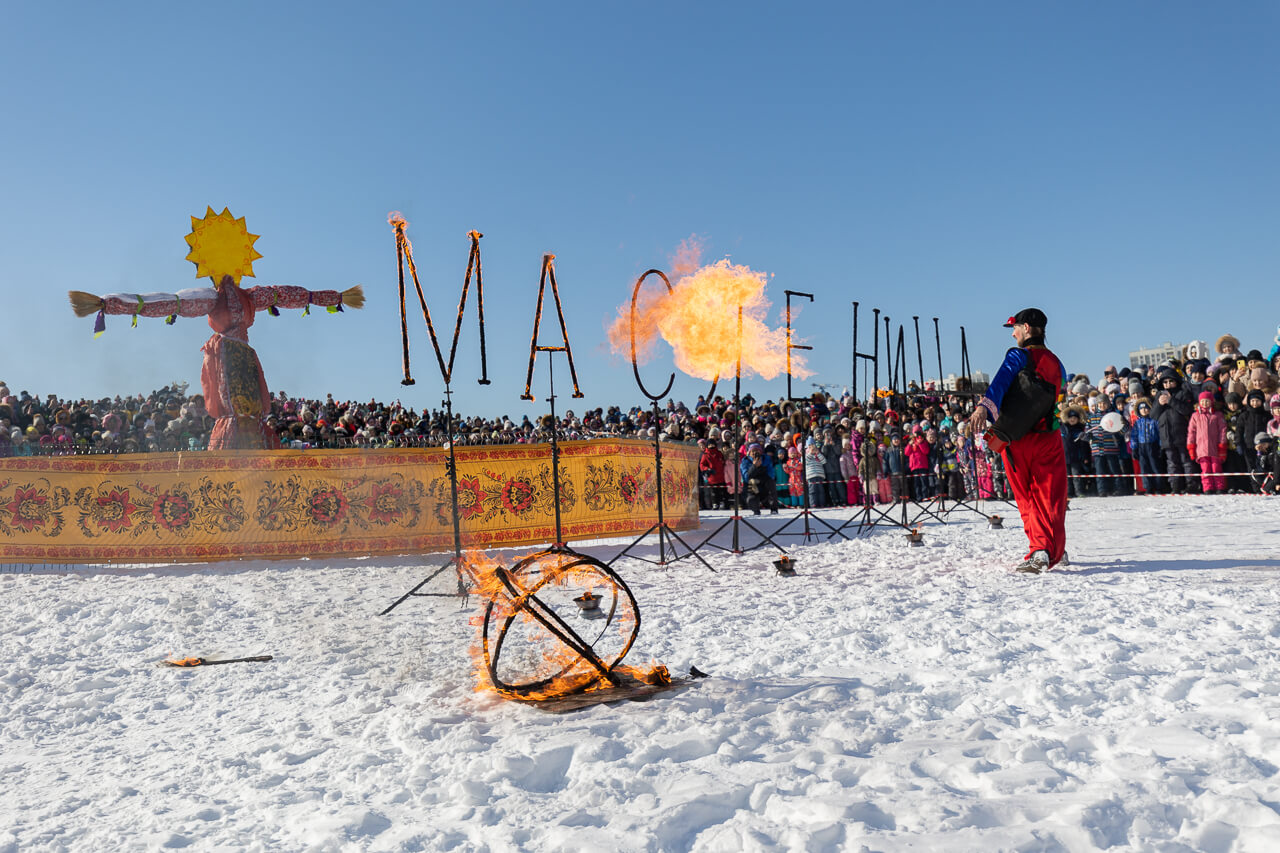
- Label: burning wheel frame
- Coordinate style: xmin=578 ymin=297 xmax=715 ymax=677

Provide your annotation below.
xmin=480 ymin=549 xmax=641 ymax=698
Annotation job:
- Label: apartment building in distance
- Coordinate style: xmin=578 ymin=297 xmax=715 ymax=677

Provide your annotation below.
xmin=1129 ymin=342 xmax=1185 ymax=371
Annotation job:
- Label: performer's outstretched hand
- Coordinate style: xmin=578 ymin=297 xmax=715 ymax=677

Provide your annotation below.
xmin=968 ymin=407 xmax=988 ymax=432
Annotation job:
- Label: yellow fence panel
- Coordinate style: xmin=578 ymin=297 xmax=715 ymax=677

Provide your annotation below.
xmin=0 ymin=440 xmax=699 ymax=564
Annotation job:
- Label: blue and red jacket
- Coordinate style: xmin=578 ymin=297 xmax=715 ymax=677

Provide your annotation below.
xmin=979 ymin=344 xmax=1067 ymax=433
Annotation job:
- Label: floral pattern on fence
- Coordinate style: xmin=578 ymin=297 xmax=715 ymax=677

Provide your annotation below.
xmin=0 ymin=440 xmax=698 ymax=563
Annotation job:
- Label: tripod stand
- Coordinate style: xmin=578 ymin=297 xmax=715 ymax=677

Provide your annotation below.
xmin=380 ymin=224 xmax=489 ymax=614
xmin=905 ymin=487 xmax=949 ymax=528
xmin=693 ymin=307 xmax=786 ymax=556
xmin=516 ymin=251 xmax=589 ymax=559
xmin=830 ymin=455 xmax=914 ymax=538
xmin=608 ymin=399 xmax=715 ymax=570
xmin=936 ymin=475 xmax=1003 ymax=524
xmin=380 ymin=384 xmax=468 ymax=614
xmin=772 ymin=466 xmax=848 ymax=543
xmin=773 ymin=289 xmax=847 ymax=544
xmin=608 ymin=270 xmax=713 ymax=571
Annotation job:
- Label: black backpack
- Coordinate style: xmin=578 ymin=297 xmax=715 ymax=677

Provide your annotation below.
xmin=989 ymin=361 xmax=1058 ymax=445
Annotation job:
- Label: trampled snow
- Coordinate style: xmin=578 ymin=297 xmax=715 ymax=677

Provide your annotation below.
xmin=3 ymin=496 xmax=1280 ymax=851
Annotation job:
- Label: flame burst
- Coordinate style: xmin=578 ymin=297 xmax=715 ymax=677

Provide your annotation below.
xmin=608 ymin=238 xmax=810 ymax=381
xmin=387 ymin=210 xmax=409 ymax=241
xmin=461 ymin=550 xmax=666 ymax=702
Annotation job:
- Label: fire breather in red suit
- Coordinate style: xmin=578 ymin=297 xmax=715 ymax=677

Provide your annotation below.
xmin=978 ymin=313 xmax=1069 ymax=570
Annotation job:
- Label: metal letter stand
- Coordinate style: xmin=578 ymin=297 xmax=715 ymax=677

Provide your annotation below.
xmin=693 ymin=307 xmax=786 ymax=557
xmin=608 ymin=270 xmax=714 ymax=571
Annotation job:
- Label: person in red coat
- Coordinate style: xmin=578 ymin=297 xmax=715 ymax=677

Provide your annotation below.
xmin=699 ymin=440 xmax=728 ymax=509
xmin=968 ymin=308 xmax=1068 ymax=574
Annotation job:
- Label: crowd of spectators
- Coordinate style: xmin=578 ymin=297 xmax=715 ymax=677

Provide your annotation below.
xmin=4 ymin=333 xmax=1279 ymax=501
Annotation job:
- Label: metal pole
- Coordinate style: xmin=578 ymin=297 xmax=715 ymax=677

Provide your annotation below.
xmin=851 ymin=302 xmax=859 ymax=402
xmin=933 ymin=317 xmax=943 ymax=392
xmin=548 ymin=354 xmax=564 ymax=547
xmin=913 ymin=316 xmax=924 ymax=390
xmin=733 ymin=305 xmax=743 ymax=553
xmin=395 ymin=225 xmax=414 ymax=386
xmin=445 ymin=387 xmax=463 ymax=563
xmin=883 ymin=315 xmax=892 ymax=400
xmin=872 ymin=308 xmax=880 ymax=410
xmin=897 ymin=326 xmax=907 ymax=402
xmin=651 ymin=400 xmax=666 ymax=563
xmin=784 ymin=290 xmax=814 ymax=401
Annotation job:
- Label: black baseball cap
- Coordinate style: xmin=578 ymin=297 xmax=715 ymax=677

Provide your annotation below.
xmin=1004 ymin=308 xmax=1048 ymax=328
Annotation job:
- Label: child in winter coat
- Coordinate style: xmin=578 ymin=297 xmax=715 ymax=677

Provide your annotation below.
xmin=1187 ymin=391 xmax=1228 ymax=494
xmin=773 ymin=446 xmax=792 ymax=507
xmin=856 ymin=434 xmax=881 ymax=506
xmin=925 ymin=427 xmax=944 ymax=498
xmin=1062 ymin=407 xmax=1091 ymax=497
xmin=743 ymin=444 xmax=779 ymax=515
xmin=1086 ymin=397 xmax=1126 ymax=497
xmin=698 ymin=441 xmax=727 ymax=509
xmin=821 ymin=429 xmax=845 ymax=507
xmin=1221 ymin=392 xmax=1248 ymax=492
xmin=722 ymin=440 xmax=741 ymax=502
xmin=1152 ymin=370 xmax=1197 ymax=494
xmin=905 ymin=429 xmax=932 ymax=502
xmin=939 ymin=435 xmax=963 ymax=499
xmin=784 ymin=445 xmax=804 ymax=506
xmin=955 ymin=424 xmax=979 ymax=499
xmin=804 ymin=439 xmax=827 ymax=508
xmin=883 ymin=432 xmax=907 ymax=501
xmin=1127 ymin=401 xmax=1165 ymax=494
xmin=1252 ymin=433 xmax=1280 ymax=493
xmin=839 ymin=439 xmax=861 ymax=505
xmin=1237 ymin=389 xmax=1270 ymax=470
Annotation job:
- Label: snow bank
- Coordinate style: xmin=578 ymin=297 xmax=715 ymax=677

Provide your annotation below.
xmin=3 ymin=496 xmax=1279 ymax=851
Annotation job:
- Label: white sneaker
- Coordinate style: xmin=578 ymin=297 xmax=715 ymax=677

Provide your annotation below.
xmin=1016 ymin=550 xmax=1050 ymax=574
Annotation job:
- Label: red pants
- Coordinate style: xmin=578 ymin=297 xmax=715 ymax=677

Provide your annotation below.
xmin=1197 ymin=456 xmax=1224 ymax=492
xmin=1003 ymin=430 xmax=1068 ymax=566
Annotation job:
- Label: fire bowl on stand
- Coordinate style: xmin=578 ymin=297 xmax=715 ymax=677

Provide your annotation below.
xmin=573 ymin=590 xmax=602 ymax=614
xmin=906 ymin=529 xmax=924 ymax=546
xmin=988 ymin=514 xmax=1003 ymax=529
xmin=773 ymin=556 xmax=797 ymax=577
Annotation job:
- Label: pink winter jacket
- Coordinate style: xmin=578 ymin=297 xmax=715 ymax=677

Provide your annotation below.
xmin=905 ymin=437 xmax=931 ymax=471
xmin=1187 ymin=409 xmax=1227 ymax=460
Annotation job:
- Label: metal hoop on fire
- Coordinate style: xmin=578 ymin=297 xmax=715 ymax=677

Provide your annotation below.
xmin=473 ymin=550 xmax=646 ymax=698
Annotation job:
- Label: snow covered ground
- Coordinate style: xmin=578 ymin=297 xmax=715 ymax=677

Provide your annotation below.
xmin=3 ymin=495 xmax=1280 ymax=852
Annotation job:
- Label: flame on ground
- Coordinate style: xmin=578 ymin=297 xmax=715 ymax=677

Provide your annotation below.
xmin=460 ymin=551 xmax=664 ymax=702
xmin=607 ymin=237 xmax=811 ymax=382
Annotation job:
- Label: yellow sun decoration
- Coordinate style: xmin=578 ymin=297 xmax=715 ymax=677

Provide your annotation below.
xmin=184 ymin=206 xmax=263 ymax=286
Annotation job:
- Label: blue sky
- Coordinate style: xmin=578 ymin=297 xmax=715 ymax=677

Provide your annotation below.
xmin=2 ymin=3 xmax=1276 ymax=418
